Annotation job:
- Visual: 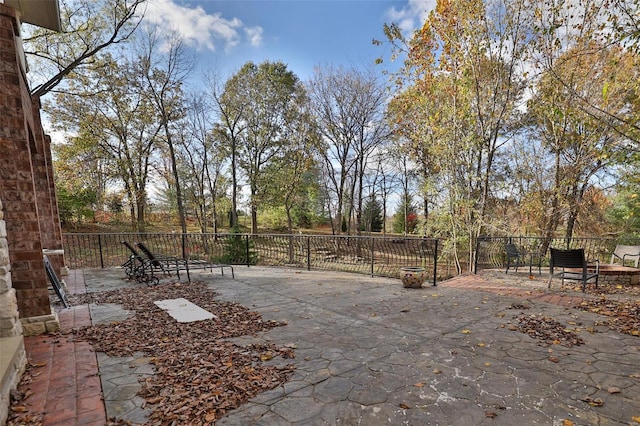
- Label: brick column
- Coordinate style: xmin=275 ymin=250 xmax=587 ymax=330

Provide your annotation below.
xmin=0 ymin=4 xmax=59 ymax=333
xmin=32 ymin=98 xmax=65 ymax=276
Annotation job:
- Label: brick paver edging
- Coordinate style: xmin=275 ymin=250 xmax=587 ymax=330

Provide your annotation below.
xmin=21 ymin=270 xmax=107 ymax=425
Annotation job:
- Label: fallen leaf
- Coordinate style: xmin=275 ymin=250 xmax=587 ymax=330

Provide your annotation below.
xmin=485 ymin=411 xmax=497 ymax=418
xmin=399 ymin=403 xmax=411 ymax=409
xmin=259 ymin=352 xmax=274 ymax=361
xmin=432 ymin=368 xmax=442 ymax=374
xmin=549 ymin=356 xmax=560 ymax=363
xmin=581 ymin=396 xmax=604 ymax=407
xmin=563 ymin=420 xmax=574 ymax=426
xmin=413 ymin=382 xmax=426 ymax=388
xmin=608 ymin=387 xmax=621 ymax=394
xmin=462 ymin=329 xmax=471 ymax=334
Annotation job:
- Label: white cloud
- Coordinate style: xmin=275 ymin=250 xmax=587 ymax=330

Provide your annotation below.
xmin=385 ymin=0 xmax=436 ymax=34
xmin=144 ymin=0 xmax=263 ymax=51
xmin=245 ymin=26 xmax=263 ymax=48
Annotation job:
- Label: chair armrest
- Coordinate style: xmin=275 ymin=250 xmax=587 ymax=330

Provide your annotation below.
xmin=622 ymin=253 xmax=640 ymax=262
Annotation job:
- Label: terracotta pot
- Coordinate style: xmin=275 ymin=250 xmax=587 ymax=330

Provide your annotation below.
xmin=400 ymin=267 xmax=427 ymax=288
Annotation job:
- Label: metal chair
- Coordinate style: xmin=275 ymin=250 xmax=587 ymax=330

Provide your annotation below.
xmin=505 ymin=243 xmax=541 ymax=275
xmin=505 ymin=243 xmax=522 ymax=273
xmin=136 ymin=242 xmax=235 ymax=282
xmin=610 ymin=244 xmax=640 ymax=268
xmin=121 ymin=241 xmax=160 ymax=285
xmin=548 ymin=248 xmax=599 ymax=292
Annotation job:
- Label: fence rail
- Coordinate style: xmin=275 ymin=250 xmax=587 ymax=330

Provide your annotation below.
xmin=62 ymin=233 xmax=440 ymax=285
xmin=475 ymin=236 xmax=640 ymax=272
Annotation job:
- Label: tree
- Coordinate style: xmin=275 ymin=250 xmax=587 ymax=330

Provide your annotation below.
xmin=221 ymin=61 xmax=308 ymax=234
xmin=24 ymin=0 xmax=145 ymax=98
xmin=529 ymin=0 xmax=640 ymax=147
xmin=264 ymin=106 xmax=321 ymax=235
xmin=209 ymin=71 xmax=245 ymax=229
xmin=46 ymin=54 xmax=162 ymax=231
xmin=361 ymin=197 xmax=384 ymax=232
xmin=135 ymin=28 xmax=195 ymax=241
xmin=179 ymin=95 xmax=229 ymax=234
xmin=524 ymin=42 xmax=630 ymax=250
xmin=308 ymin=65 xmax=389 ymax=235
xmin=383 ymin=0 xmax=529 ymax=271
xmin=392 ymin=195 xmax=418 ymax=234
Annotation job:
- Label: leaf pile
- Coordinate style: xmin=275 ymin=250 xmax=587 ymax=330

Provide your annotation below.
xmin=11 ymin=282 xmax=295 ymax=425
xmin=560 ymin=282 xmax=640 ymax=298
xmin=575 ymin=298 xmax=640 ymax=337
xmin=513 ymin=314 xmax=585 ymax=347
xmin=7 ymin=363 xmax=45 ymax=425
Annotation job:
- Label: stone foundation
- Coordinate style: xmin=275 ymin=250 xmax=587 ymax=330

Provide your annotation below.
xmin=0 ymin=336 xmax=26 ymax=425
xmin=21 ymin=312 xmax=61 ymax=336
xmin=0 ymin=198 xmax=26 ymax=424
xmin=582 ymin=264 xmax=640 ymax=286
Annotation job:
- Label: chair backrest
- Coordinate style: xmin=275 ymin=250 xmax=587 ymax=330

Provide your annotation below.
xmin=136 ymin=242 xmax=162 ymax=266
xmin=550 ymin=248 xmax=586 ymax=269
xmin=122 ymin=241 xmax=143 ymax=260
xmin=612 ymin=245 xmax=640 ymax=265
xmin=505 ymin=243 xmax=520 ymax=257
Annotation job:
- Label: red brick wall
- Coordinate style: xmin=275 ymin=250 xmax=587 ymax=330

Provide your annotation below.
xmin=0 ymin=4 xmax=61 ymax=319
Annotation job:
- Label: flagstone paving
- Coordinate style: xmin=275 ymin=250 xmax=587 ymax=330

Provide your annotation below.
xmin=17 ymin=266 xmax=640 ymax=425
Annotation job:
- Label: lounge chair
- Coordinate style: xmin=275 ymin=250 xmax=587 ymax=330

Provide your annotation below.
xmin=548 ymin=248 xmax=599 ymax=292
xmin=121 ymin=241 xmax=160 ymax=285
xmin=136 ymin=242 xmax=234 ymax=282
xmin=610 ymin=244 xmax=640 ymax=268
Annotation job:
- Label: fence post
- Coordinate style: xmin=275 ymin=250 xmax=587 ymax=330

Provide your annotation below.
xmin=245 ymin=234 xmax=250 ymax=267
xmin=370 ymin=237 xmax=374 ymax=277
xmin=473 ymin=237 xmax=480 ymax=274
xmin=433 ymin=239 xmax=438 ymax=286
xmin=307 ymin=236 xmax=311 ymax=271
xmin=98 ymin=234 xmax=104 ymax=269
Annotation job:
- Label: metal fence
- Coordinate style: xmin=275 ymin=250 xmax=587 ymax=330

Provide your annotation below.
xmin=475 ymin=236 xmax=640 ymax=273
xmin=62 ymin=233 xmax=441 ymax=285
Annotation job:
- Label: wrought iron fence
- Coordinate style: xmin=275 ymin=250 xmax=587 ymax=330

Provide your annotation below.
xmin=62 ymin=233 xmax=441 ymax=284
xmin=475 ymin=236 xmax=640 ymax=273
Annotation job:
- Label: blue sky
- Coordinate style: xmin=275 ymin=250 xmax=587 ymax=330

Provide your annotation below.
xmin=145 ymin=0 xmax=435 ymax=81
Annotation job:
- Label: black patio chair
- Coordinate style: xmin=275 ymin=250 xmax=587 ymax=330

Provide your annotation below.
xmin=135 ymin=242 xmax=185 ymax=279
xmin=136 ymin=241 xmax=234 ymax=282
xmin=548 ymin=247 xmax=599 ymax=292
xmin=505 ymin=243 xmax=522 ymax=274
xmin=121 ymin=241 xmax=160 ymax=285
xmin=505 ymin=243 xmax=541 ymax=275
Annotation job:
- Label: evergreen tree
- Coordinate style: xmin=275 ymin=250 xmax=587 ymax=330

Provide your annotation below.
xmin=361 ymin=197 xmax=384 ymax=232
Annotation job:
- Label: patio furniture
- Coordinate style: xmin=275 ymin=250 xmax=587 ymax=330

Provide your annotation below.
xmin=121 ymin=241 xmax=160 ymax=285
xmin=44 ymin=255 xmax=69 ymax=307
xmin=548 ymin=248 xmax=599 ymax=292
xmin=610 ymin=244 xmax=640 ymax=268
xmin=505 ymin=243 xmax=542 ymax=275
xmin=136 ymin=242 xmax=234 ymax=282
